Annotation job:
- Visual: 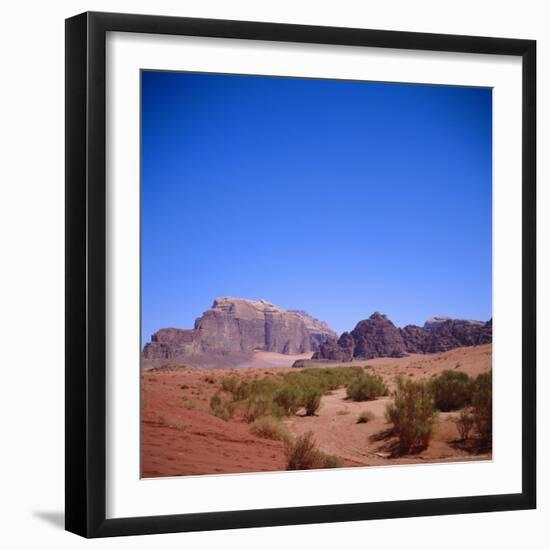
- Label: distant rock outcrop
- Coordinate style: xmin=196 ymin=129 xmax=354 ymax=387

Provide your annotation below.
xmin=142 ymin=297 xmax=336 ymax=364
xmin=423 ymin=316 xmax=485 ymax=331
xmin=313 ymin=313 xmax=492 ymax=361
xmin=408 ymin=317 xmax=493 ymax=353
xmin=351 ymin=312 xmax=407 ymax=359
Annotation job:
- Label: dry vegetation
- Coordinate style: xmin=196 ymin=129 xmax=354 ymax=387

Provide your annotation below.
xmin=141 ymin=344 xmax=492 ymax=477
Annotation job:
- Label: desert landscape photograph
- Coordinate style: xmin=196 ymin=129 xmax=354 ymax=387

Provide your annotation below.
xmin=141 ymin=70 xmax=492 ymax=478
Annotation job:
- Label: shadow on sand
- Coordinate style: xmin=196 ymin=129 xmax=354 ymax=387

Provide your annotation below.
xmin=449 ymin=437 xmax=492 ymax=455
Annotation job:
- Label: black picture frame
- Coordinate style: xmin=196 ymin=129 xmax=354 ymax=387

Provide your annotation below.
xmin=65 ymin=11 xmax=536 ymax=538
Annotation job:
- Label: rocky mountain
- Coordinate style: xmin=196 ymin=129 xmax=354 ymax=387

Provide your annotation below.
xmin=313 ymin=312 xmax=492 ymax=361
xmin=142 ymin=297 xmax=336 ymax=365
xmin=407 ymin=317 xmax=492 ymax=354
xmin=423 ymin=316 xmax=485 ymax=331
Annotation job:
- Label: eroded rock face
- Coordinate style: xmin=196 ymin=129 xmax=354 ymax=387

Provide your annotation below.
xmin=142 ymin=328 xmax=199 ymax=360
xmin=351 ymin=312 xmax=407 ymax=359
xmin=412 ymin=318 xmax=493 ymax=353
xmin=400 ymin=324 xmax=427 ymax=353
xmin=313 ymin=313 xmax=492 ymax=361
xmin=311 ymin=332 xmax=355 ymax=362
xmin=142 ymin=297 xmax=337 ymax=362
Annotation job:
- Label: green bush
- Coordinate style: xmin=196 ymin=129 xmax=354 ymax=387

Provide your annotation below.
xmin=220 ymin=376 xmax=251 ymax=401
xmin=385 ymin=378 xmax=438 ymax=453
xmin=234 ymin=381 xmax=252 ymax=401
xmin=303 ymin=386 xmax=323 ymax=416
xmin=283 ymin=371 xmax=324 ymax=394
xmin=275 ymin=383 xmax=303 ymax=415
xmin=209 ymin=392 xmax=236 ymax=421
xmin=283 ymin=367 xmax=363 ymax=394
xmin=346 ymin=373 xmax=389 ymax=401
xmin=357 ymin=410 xmax=376 ymax=424
xmin=218 ymin=367 xmax=373 ymax=423
xmin=285 ymin=431 xmax=342 ymax=470
xmin=210 ymin=392 xmax=222 ymax=409
xmin=249 ymin=377 xmax=281 ymax=397
xmin=219 ymin=375 xmax=284 ymax=422
xmin=280 ymin=372 xmax=327 ymax=415
xmin=472 ymin=372 xmax=492 ymax=447
xmin=454 ymin=409 xmax=474 ymax=441
xmin=250 ymin=417 xmax=292 ymax=443
xmin=430 ymin=370 xmax=473 ymax=411
xmin=220 ymin=375 xmax=240 ymax=395
xmin=242 ymin=395 xmax=285 ymax=423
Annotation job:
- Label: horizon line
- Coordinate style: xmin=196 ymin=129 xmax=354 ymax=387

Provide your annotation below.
xmin=144 ymin=295 xmax=492 ymax=340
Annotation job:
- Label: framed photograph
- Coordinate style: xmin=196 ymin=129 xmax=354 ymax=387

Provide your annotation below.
xmin=65 ymin=11 xmax=536 ymax=538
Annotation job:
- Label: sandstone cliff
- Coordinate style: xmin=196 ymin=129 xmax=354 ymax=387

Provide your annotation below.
xmin=142 ymin=297 xmax=336 ymax=365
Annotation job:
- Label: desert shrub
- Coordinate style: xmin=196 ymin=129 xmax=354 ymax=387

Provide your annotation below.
xmin=285 ymin=431 xmax=342 ymax=470
xmin=221 ymin=376 xmax=280 ymax=406
xmin=346 ymin=373 xmax=389 ymax=401
xmin=220 ymin=373 xmax=327 ymax=421
xmin=357 ymin=410 xmax=376 ymax=424
xmin=454 ymin=409 xmax=475 ymax=440
xmin=311 ymin=367 xmax=363 ymax=390
xmin=430 ymin=370 xmax=473 ymax=411
xmin=210 ymin=392 xmax=222 ymax=409
xmin=230 ymin=380 xmax=251 ymax=402
xmin=280 ymin=372 xmax=326 ymax=415
xmin=330 ymin=366 xmax=364 ymax=386
xmin=209 ymin=392 xmax=236 ymax=420
xmin=312 ymin=369 xmax=341 ymax=391
xmin=242 ymin=395 xmax=271 ymax=422
xmin=218 ymin=367 xmax=370 ymax=422
xmin=242 ymin=395 xmax=284 ymax=423
xmin=237 ymin=378 xmax=286 ymax=421
xmin=181 ymin=396 xmax=209 ymax=412
xmin=385 ymin=378 xmax=437 ymax=453
xmin=283 ymin=367 xmax=362 ymax=394
xmin=219 ymin=376 xmax=252 ymax=402
xmin=220 ymin=375 xmax=240 ymax=395
xmin=303 ymin=386 xmax=323 ymax=416
xmin=225 ymin=376 xmax=280 ymax=403
xmin=472 ymin=372 xmax=492 ymax=447
xmin=249 ymin=377 xmax=281 ymax=397
xmin=275 ymin=383 xmax=303 ymax=415
xmin=250 ymin=417 xmax=292 ymax=443
xmin=283 ymin=371 xmax=324 ymax=393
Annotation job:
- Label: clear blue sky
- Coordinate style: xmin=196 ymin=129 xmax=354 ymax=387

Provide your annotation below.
xmin=141 ymin=71 xmax=492 ymax=342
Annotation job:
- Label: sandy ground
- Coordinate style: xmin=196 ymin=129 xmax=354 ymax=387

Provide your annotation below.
xmin=141 ymin=368 xmax=288 ymax=477
xmin=142 ymin=350 xmax=313 ymax=370
xmin=283 ymin=389 xmax=489 ymax=467
xmin=141 ymin=344 xmax=492 ymax=477
xmin=247 ymin=351 xmax=312 ymax=368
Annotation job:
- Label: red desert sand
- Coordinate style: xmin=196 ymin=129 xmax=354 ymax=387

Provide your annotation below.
xmin=141 ymin=344 xmax=492 ymax=478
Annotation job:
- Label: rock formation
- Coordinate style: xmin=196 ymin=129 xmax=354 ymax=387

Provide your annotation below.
xmin=351 ymin=312 xmax=407 ymax=359
xmin=143 ymin=299 xmax=492 ymax=368
xmin=313 ymin=312 xmax=492 ymax=361
xmin=142 ymin=297 xmax=336 ymax=364
xmin=408 ymin=317 xmax=493 ymax=353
